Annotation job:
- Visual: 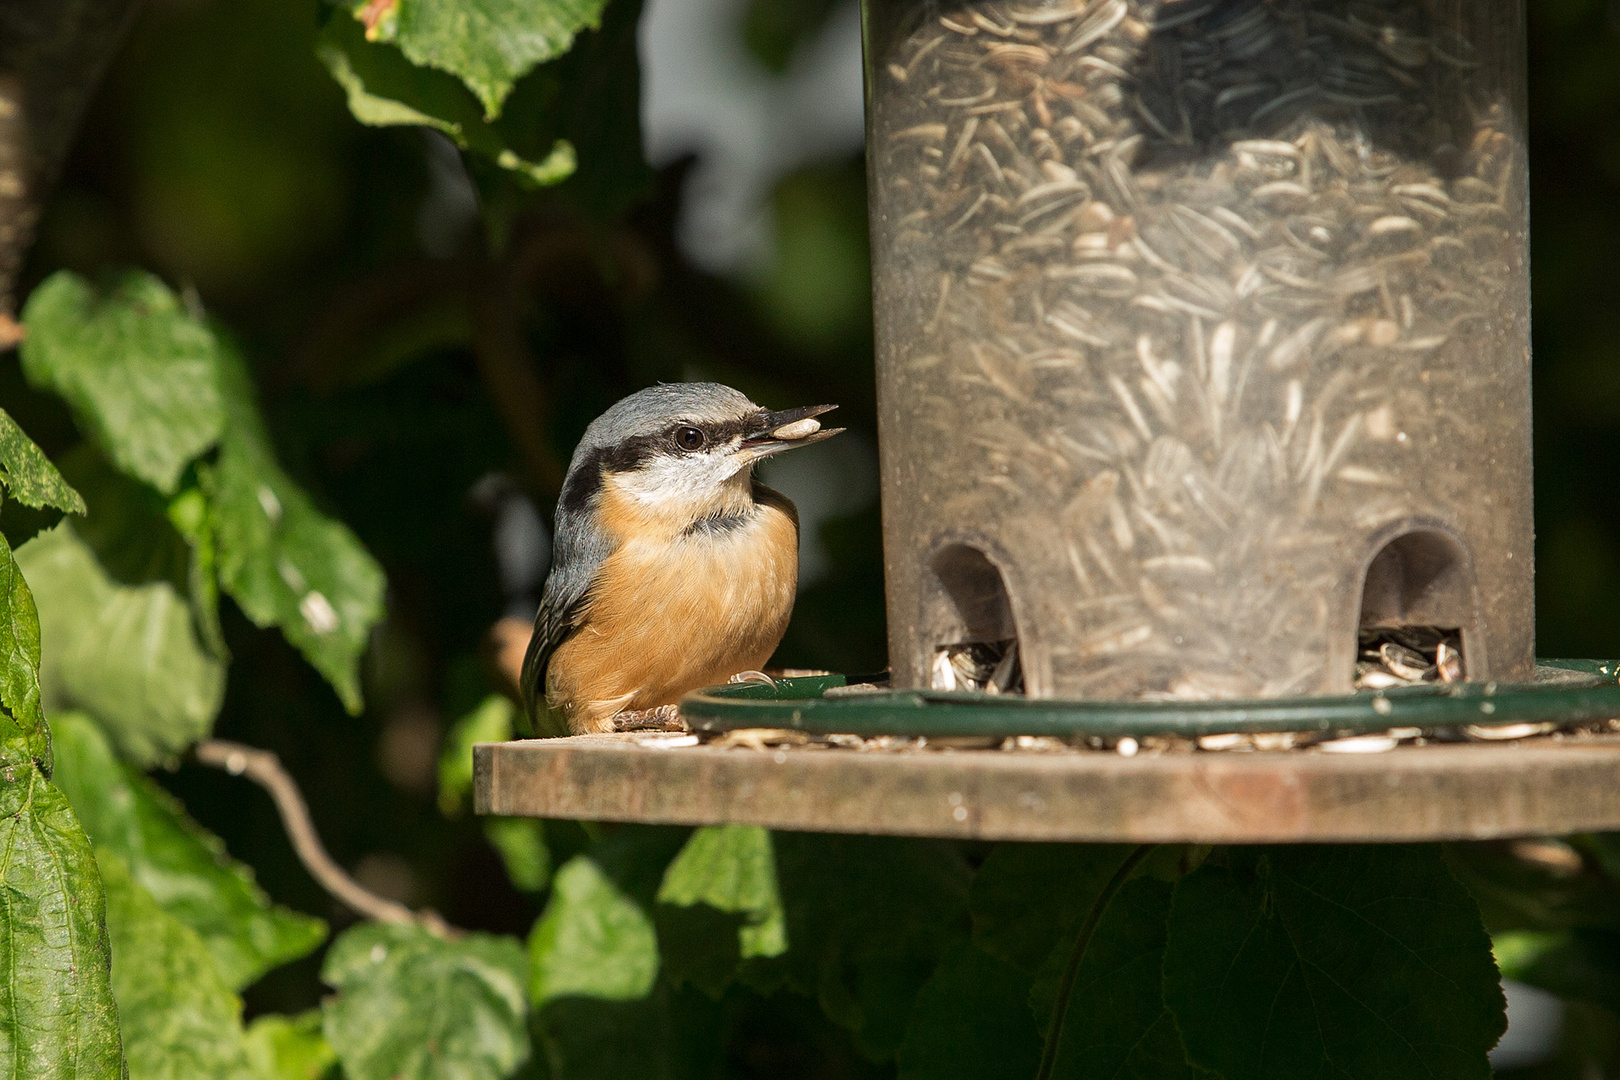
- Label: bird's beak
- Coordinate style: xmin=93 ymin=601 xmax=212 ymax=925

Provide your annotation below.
xmin=738 ymin=404 xmax=843 ymax=461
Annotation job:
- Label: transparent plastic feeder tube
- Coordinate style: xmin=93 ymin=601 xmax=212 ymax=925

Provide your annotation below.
xmin=864 ymin=0 xmax=1532 ymax=701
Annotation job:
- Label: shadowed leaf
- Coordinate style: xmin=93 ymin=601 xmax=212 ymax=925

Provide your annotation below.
xmin=1164 ymin=846 xmax=1506 ymax=1080
xmin=895 ymin=942 xmax=1042 ymax=1080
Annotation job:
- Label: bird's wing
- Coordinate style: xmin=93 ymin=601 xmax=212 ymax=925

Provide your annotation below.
xmin=519 ymin=501 xmax=615 ymax=737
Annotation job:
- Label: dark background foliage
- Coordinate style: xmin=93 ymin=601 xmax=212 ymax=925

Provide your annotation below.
xmin=9 ymin=0 xmax=1620 ymax=1074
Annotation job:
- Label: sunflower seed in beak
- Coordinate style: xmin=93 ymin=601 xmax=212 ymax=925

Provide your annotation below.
xmin=771 ymin=418 xmax=823 ymax=440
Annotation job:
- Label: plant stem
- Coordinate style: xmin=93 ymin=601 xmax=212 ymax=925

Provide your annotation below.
xmin=195 ymin=739 xmax=458 ymax=937
xmin=1035 ymin=843 xmax=1156 ymax=1080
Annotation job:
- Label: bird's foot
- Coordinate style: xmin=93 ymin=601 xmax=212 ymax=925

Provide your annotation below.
xmin=727 ymin=670 xmax=777 ymax=687
xmin=612 ymin=704 xmax=686 ymax=732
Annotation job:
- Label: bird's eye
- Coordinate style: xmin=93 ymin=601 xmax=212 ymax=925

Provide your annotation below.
xmin=675 ymin=426 xmax=706 ymax=451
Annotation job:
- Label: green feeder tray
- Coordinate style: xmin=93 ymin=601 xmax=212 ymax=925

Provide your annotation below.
xmin=680 ymin=661 xmax=1620 ymax=740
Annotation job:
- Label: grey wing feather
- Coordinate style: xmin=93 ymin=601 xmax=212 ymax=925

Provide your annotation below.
xmin=518 ymin=500 xmax=615 ymax=737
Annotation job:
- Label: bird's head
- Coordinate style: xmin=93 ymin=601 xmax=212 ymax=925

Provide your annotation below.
xmin=559 ymin=383 xmax=842 ymax=526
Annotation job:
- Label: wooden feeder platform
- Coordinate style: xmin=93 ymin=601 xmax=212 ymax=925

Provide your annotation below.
xmin=474 ymin=667 xmax=1620 ymax=843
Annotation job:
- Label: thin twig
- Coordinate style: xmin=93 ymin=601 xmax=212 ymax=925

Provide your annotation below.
xmin=1035 ymin=844 xmax=1157 ymax=1080
xmin=194 ymin=739 xmax=456 ymax=938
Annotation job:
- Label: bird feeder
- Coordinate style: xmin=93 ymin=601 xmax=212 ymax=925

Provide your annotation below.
xmin=476 ymin=0 xmax=1620 ymax=844
xmin=866 ymin=0 xmax=1531 ymax=700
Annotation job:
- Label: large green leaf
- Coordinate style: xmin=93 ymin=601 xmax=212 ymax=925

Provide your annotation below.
xmin=52 ymin=712 xmax=326 ymax=991
xmin=0 ymin=768 xmax=123 ymax=1080
xmin=19 ymin=271 xmax=224 ymax=495
xmin=530 ymin=853 xmax=660 ymax=1006
xmin=322 ymin=921 xmax=530 ymax=1080
xmin=659 ymin=825 xmax=786 ymax=960
xmin=1049 ymin=877 xmax=1204 ymax=1080
xmin=970 ymin=843 xmax=1136 ymax=977
xmin=1163 ymin=846 xmax=1507 ymax=1080
xmin=100 ymin=847 xmax=258 ymax=1080
xmin=317 ymin=15 xmax=574 ymax=186
xmin=17 ymin=523 xmax=224 ymax=765
xmin=894 ymin=942 xmax=1042 ymax=1080
xmin=771 ymin=834 xmax=973 ymax=1058
xmin=210 ymin=349 xmax=384 ymax=715
xmin=348 ymin=0 xmax=610 ymax=119
xmin=0 ymin=407 xmax=84 ymax=515
xmin=0 ymin=529 xmax=46 ymax=757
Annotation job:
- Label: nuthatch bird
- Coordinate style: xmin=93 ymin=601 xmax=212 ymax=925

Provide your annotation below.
xmin=520 ymin=383 xmax=842 ymax=736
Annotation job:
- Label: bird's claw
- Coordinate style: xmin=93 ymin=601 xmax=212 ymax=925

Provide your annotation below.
xmin=612 ymin=705 xmax=686 ymax=732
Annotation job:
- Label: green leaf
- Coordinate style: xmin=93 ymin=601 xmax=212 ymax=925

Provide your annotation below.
xmin=529 ymin=853 xmax=659 ymax=1006
xmin=17 ymin=523 xmax=225 ymax=765
xmin=243 ymin=1012 xmax=337 ymax=1080
xmin=658 ymin=825 xmax=786 ymax=959
xmin=0 ymin=769 xmax=123 ymax=1080
xmin=349 ymin=0 xmax=610 ymax=120
xmin=322 ymin=921 xmax=530 ymax=1080
xmin=439 ymin=694 xmax=513 ymax=816
xmin=970 ymin=843 xmax=1136 ymax=975
xmin=1048 ymin=877 xmax=1204 ymax=1080
xmin=100 ymin=847 xmax=258 ymax=1080
xmin=483 ymin=817 xmax=551 ymax=893
xmin=894 ymin=942 xmax=1042 ymax=1080
xmin=0 ymin=530 xmax=46 ymax=757
xmin=210 ymin=348 xmax=385 ymax=715
xmin=0 ymin=407 xmax=84 ymax=515
xmin=19 ymin=270 xmax=224 ymax=495
xmin=1163 ymin=846 xmax=1507 ymax=1080
xmin=317 ymin=16 xmax=575 ymax=186
xmin=52 ymin=712 xmax=326 ymax=991
xmin=771 ymin=834 xmax=972 ymax=1058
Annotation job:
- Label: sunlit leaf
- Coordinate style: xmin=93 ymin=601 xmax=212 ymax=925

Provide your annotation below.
xmin=895 ymin=942 xmax=1042 ymax=1080
xmin=244 ymin=1012 xmax=338 ymax=1080
xmin=322 ymin=921 xmax=529 ymax=1080
xmin=317 ymin=16 xmax=575 ymax=186
xmin=659 ymin=824 xmax=786 ymax=959
xmin=0 ymin=769 xmax=123 ymax=1080
xmin=17 ymin=523 xmax=224 ymax=765
xmin=210 ymin=348 xmax=385 ymax=715
xmin=0 ymin=407 xmax=84 ymax=515
xmin=100 ymin=848 xmax=258 ymax=1080
xmin=1163 ymin=846 xmax=1506 ymax=1080
xmin=53 ymin=712 xmax=326 ymax=991
xmin=19 ymin=270 xmax=224 ymax=495
xmin=348 ymin=0 xmax=610 ymax=119
xmin=1048 ymin=877 xmax=1204 ymax=1080
xmin=530 ymin=854 xmax=659 ymax=1006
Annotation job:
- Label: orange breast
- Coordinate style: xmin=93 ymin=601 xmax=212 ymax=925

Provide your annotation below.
xmin=547 ymin=490 xmax=799 ymax=734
